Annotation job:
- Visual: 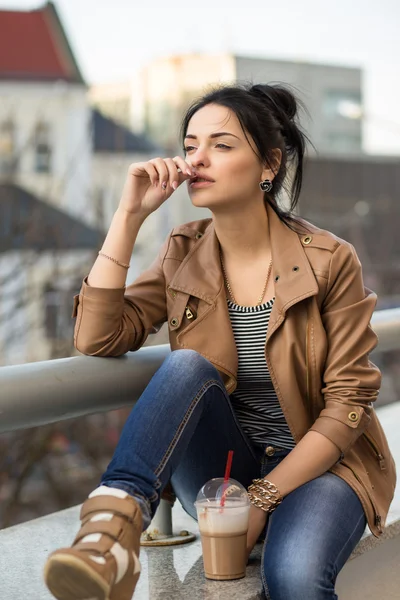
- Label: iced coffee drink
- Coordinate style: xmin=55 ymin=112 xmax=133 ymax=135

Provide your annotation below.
xmin=195 ymin=478 xmax=250 ymax=580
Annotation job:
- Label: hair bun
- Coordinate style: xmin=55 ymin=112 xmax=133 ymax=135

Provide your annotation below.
xmin=250 ymin=84 xmax=298 ymax=123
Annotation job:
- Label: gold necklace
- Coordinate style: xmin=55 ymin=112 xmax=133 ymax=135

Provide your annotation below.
xmin=220 ymin=251 xmax=273 ymax=306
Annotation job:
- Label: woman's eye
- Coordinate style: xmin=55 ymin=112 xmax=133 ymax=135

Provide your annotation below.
xmin=184 ymin=144 xmax=231 ymax=152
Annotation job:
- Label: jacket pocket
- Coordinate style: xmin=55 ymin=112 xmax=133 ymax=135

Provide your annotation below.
xmin=167 ymin=293 xmax=198 ymax=334
xmin=184 ymin=303 xmax=197 ymax=322
xmin=363 ymin=431 xmax=386 ymax=471
xmin=178 ymin=299 xmax=200 ymax=334
xmin=340 ymin=460 xmax=383 ymax=533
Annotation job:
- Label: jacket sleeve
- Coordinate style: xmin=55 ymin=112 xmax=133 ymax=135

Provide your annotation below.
xmin=309 ymin=242 xmax=381 ymax=455
xmin=72 ymin=233 xmax=171 ymax=357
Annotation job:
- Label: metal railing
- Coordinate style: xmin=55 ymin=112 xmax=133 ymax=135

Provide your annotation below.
xmin=0 ymin=308 xmax=399 ymax=434
xmin=1 ymin=307 xmax=399 ymax=542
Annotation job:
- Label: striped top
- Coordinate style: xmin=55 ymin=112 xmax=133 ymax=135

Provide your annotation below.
xmin=228 ymin=298 xmax=296 ymax=449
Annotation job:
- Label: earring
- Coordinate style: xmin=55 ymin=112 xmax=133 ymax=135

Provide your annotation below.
xmin=259 ymin=179 xmax=273 ymax=192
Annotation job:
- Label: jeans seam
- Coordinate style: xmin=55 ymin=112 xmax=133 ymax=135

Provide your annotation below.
xmin=331 ymin=509 xmax=367 ymax=579
xmin=133 ymin=490 xmax=156 ymax=511
xmin=261 ymin=534 xmax=272 ymax=600
xmin=153 ymin=376 xmax=260 ymax=478
xmin=154 ymin=378 xmax=224 ymax=477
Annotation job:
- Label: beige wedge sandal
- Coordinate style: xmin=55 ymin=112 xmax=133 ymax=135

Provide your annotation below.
xmin=44 ymin=494 xmax=143 ymax=600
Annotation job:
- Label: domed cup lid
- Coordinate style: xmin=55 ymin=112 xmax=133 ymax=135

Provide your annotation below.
xmin=195 ymin=477 xmax=249 ymax=507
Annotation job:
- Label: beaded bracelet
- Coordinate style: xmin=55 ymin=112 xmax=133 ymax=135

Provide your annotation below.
xmin=98 ymin=251 xmax=130 ymax=270
xmin=247 ymin=478 xmax=283 ymax=513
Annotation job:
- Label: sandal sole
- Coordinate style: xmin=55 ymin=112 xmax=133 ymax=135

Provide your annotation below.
xmin=44 ymin=553 xmax=110 ymax=600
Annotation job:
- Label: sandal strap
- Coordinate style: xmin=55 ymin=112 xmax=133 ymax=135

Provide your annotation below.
xmin=74 ymin=517 xmax=126 ymax=546
xmin=74 ymin=537 xmax=115 ymax=555
xmin=80 ymin=496 xmax=139 ymax=522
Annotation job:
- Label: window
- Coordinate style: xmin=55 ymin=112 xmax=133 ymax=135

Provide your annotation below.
xmin=35 ymin=122 xmax=52 ymax=173
xmin=0 ymin=120 xmax=17 ymax=174
xmin=323 ymin=90 xmax=362 ymax=120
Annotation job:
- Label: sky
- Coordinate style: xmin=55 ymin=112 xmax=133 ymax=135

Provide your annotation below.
xmin=2 ymin=0 xmax=400 ymax=154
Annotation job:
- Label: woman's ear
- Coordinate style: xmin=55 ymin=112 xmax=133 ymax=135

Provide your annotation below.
xmin=261 ymin=148 xmax=282 ymax=181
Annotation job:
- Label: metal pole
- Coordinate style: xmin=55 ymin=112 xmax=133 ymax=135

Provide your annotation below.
xmin=141 ymin=499 xmax=196 ymax=547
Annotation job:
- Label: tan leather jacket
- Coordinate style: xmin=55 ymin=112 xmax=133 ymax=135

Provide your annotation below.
xmin=73 ymin=203 xmax=396 ymax=538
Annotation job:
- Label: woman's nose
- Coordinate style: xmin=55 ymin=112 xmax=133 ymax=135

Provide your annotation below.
xmin=189 ymin=148 xmax=210 ymax=167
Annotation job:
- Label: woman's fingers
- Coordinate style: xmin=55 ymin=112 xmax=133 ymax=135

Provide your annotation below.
xmin=172 ymin=156 xmax=193 ymax=188
xmin=134 ymin=156 xmax=192 ymax=193
xmin=163 ymin=158 xmax=188 ymax=190
xmin=173 ymin=156 xmax=193 ymax=177
xmin=142 ymin=162 xmax=158 ymax=186
xmin=129 ymin=161 xmax=159 ymax=186
xmin=160 ymin=157 xmax=193 ymax=192
xmin=149 ymin=157 xmax=169 ymax=190
xmin=162 ymin=158 xmax=178 ymax=190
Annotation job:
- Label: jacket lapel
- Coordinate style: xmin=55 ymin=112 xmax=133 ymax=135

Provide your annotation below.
xmin=169 ymin=221 xmax=237 ymax=386
xmin=266 ymin=205 xmax=319 ymax=340
xmin=169 ymin=221 xmax=223 ymax=305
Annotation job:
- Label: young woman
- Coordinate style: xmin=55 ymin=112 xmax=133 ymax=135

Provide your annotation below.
xmin=44 ymin=83 xmax=396 ymax=600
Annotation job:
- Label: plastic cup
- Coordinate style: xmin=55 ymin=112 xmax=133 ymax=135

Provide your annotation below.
xmin=194 ymin=477 xmax=250 ymax=580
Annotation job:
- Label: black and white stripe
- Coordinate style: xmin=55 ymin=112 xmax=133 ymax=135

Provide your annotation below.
xmin=228 ymin=298 xmax=296 ymax=449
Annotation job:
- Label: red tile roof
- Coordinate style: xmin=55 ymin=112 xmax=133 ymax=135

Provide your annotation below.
xmin=0 ymin=2 xmax=84 ymax=83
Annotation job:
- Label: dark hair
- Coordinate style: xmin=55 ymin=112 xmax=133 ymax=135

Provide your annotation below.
xmin=180 ymin=82 xmax=312 ymax=229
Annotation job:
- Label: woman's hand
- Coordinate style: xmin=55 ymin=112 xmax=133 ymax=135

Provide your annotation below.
xmin=246 ymin=503 xmax=268 ymax=561
xmin=118 ymin=156 xmax=193 ymax=219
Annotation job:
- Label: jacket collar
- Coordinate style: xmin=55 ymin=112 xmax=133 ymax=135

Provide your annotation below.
xmin=170 ymin=203 xmax=319 ymax=321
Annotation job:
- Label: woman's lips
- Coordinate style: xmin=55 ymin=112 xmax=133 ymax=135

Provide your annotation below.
xmin=189 ymin=174 xmax=215 ymax=188
xmin=189 ymin=180 xmax=214 ymax=188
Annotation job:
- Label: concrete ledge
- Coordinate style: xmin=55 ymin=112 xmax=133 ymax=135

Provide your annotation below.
xmin=1 ymin=498 xmax=399 ymax=600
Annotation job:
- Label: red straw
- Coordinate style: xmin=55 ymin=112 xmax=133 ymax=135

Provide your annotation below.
xmin=220 ymin=450 xmax=234 ymax=507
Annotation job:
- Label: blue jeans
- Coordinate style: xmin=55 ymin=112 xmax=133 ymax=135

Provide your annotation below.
xmin=101 ymin=350 xmax=366 ymax=600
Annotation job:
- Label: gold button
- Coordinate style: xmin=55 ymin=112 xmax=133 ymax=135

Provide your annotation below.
xmin=302 ymin=235 xmax=312 ymax=245
xmin=170 ymin=318 xmax=179 ymax=327
xmin=195 ymin=232 xmax=203 ymax=240
xmin=168 ymin=287 xmax=177 ymax=298
xmin=348 ymin=411 xmax=359 ymax=422
xmin=265 ymin=446 xmax=275 ymax=456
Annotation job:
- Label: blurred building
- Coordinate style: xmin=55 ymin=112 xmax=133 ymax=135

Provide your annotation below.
xmin=0 ymin=183 xmax=103 ymax=366
xmin=0 ymin=2 xmax=173 ymax=366
xmin=301 ymin=154 xmax=400 ymax=306
xmin=89 ymin=81 xmax=133 ymax=129
xmin=0 ymin=2 xmax=93 ymax=226
xmin=90 ymin=53 xmax=363 ymax=157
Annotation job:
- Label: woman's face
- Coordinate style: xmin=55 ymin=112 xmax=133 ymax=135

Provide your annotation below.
xmin=184 ymin=103 xmax=273 ymax=212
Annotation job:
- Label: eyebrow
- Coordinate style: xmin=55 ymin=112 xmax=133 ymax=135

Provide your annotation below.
xmin=184 ymin=132 xmax=240 ymax=141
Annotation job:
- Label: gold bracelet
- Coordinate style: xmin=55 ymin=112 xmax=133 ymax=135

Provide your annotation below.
xmin=98 ymin=251 xmax=130 ymax=270
xmin=247 ymin=478 xmax=283 ymax=513
xmin=249 ymin=478 xmax=281 ymax=496
xmin=248 ymin=493 xmax=282 ymax=513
